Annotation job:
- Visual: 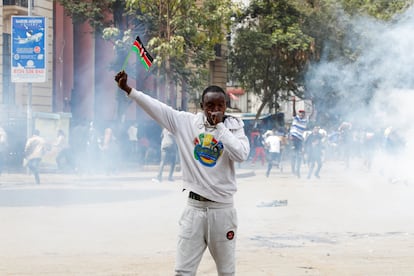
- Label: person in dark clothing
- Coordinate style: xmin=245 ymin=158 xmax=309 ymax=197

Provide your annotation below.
xmin=305 ymin=126 xmax=324 ymax=179
xmin=251 ymin=131 xmax=266 ymax=166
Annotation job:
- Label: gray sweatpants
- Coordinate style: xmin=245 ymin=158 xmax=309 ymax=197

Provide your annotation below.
xmin=175 ymin=198 xmax=237 ymax=276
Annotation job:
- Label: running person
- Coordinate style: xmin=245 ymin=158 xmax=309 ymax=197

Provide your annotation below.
xmin=115 ymin=71 xmax=250 ymax=275
xmin=24 ymin=129 xmax=47 ymax=184
xmin=265 ymin=130 xmax=281 ymax=177
xmin=289 ymin=97 xmax=308 ymax=178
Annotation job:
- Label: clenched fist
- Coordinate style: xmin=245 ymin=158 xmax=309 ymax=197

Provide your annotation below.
xmin=115 ymin=70 xmax=132 ymax=94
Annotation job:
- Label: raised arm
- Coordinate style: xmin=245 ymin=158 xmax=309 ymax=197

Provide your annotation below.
xmin=115 ymin=71 xmax=183 ymax=133
xmin=115 ymin=70 xmax=133 ymax=95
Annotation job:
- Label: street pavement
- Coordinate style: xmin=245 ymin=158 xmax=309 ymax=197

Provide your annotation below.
xmin=1 ymin=159 xmax=414 ymax=275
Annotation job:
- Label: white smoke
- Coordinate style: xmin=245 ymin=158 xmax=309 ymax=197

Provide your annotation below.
xmin=306 ymin=5 xmax=414 ymax=182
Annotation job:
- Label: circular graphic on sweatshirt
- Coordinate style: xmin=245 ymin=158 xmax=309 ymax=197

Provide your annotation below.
xmin=193 ymin=133 xmax=223 ymax=167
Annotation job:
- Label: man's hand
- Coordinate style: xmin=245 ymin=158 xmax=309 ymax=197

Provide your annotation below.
xmin=115 ymin=71 xmax=132 ymax=94
xmin=208 ymin=111 xmax=224 ymax=125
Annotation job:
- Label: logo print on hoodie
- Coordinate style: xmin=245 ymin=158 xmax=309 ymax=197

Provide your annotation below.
xmin=193 ymin=133 xmax=223 ymax=167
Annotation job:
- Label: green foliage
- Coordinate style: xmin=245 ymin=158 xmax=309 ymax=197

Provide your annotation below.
xmin=114 ymin=0 xmax=237 ymax=102
xmin=57 ymin=0 xmax=122 ymax=32
xmin=59 ymin=0 xmax=413 ymax=120
xmin=229 ymin=0 xmax=413 ymax=122
xmin=229 ymin=0 xmax=315 ymax=117
xmin=341 ymin=0 xmax=412 ymax=20
xmin=59 ymin=0 xmax=236 ymax=101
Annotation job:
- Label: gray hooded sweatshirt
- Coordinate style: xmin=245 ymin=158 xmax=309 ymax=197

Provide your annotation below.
xmin=128 ymin=89 xmax=250 ymax=203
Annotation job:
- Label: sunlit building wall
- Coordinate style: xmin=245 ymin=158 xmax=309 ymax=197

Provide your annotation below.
xmin=1 ymin=0 xmax=54 ymax=115
xmin=1 ymin=1 xmax=228 ymax=125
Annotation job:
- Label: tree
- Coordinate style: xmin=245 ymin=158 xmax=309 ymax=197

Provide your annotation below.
xmin=229 ymin=0 xmax=315 ymax=120
xmin=341 ymin=0 xmax=411 ymax=20
xmin=229 ymin=0 xmax=413 ymax=127
xmin=57 ymin=0 xmax=126 ymax=32
xmin=58 ymin=0 xmax=238 ymax=118
xmin=103 ymin=0 xmax=237 ymax=109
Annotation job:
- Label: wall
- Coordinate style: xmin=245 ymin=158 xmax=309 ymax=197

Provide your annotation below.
xmin=1 ymin=0 xmax=54 ymax=113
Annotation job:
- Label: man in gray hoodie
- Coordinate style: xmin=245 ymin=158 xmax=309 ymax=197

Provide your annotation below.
xmin=115 ymin=71 xmax=249 ymax=275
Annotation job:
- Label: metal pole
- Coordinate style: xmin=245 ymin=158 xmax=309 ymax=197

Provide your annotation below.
xmin=27 ymin=0 xmax=33 ymax=138
xmin=24 ymin=0 xmax=33 ymax=174
xmin=28 ymin=0 xmax=32 ymax=15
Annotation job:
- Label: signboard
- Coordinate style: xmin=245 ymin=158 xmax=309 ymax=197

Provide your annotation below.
xmin=11 ymin=16 xmax=46 ymax=83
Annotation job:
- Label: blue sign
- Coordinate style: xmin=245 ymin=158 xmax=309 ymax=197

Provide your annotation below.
xmin=11 ymin=16 xmax=46 ymax=83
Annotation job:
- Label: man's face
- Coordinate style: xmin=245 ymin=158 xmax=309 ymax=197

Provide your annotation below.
xmin=201 ymin=92 xmax=226 ymax=125
xmin=299 ymin=111 xmax=305 ymax=118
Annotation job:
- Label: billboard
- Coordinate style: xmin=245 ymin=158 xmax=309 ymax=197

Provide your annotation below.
xmin=11 ymin=16 xmax=46 ymax=83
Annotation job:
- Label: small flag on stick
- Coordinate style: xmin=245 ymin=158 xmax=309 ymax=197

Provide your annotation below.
xmin=132 ymin=36 xmax=153 ymax=71
xmin=122 ymin=36 xmax=154 ymax=71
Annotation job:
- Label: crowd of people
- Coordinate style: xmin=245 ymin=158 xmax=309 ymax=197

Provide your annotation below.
xmin=0 ymin=100 xmax=407 ymax=186
xmin=0 ymin=113 xmax=407 ymax=185
xmin=245 ymin=97 xmax=406 ymax=181
xmin=246 ymin=119 xmax=406 ymax=180
xmin=0 ymin=119 xmax=170 ymax=183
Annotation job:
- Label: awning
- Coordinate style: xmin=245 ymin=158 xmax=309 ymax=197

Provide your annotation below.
xmin=226 ymin=87 xmax=245 ymax=95
xmin=227 ymin=87 xmax=244 ymax=101
xmin=228 ymin=92 xmax=239 ymax=100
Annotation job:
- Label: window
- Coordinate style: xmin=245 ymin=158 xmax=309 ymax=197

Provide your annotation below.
xmin=3 ymin=0 xmax=34 ymax=8
xmin=214 ymin=44 xmax=222 ymax=57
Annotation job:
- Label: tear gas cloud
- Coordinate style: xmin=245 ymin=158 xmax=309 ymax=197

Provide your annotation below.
xmin=306 ymin=6 xmax=414 ymax=182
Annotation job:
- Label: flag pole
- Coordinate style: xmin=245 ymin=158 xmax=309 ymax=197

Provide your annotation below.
xmin=121 ymin=48 xmax=133 ymax=71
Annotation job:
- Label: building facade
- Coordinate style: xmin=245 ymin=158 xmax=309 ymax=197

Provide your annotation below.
xmin=1 ymin=1 xmax=230 ymax=169
xmin=1 ymin=0 xmax=54 ymax=115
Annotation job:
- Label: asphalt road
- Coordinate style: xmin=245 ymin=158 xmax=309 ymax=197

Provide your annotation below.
xmin=1 ymin=159 xmax=414 ymax=275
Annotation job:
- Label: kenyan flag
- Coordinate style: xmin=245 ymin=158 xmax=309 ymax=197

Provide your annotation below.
xmin=132 ymin=36 xmax=153 ymax=71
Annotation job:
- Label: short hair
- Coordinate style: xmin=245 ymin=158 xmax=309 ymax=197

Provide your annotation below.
xmin=201 ymin=85 xmax=226 ymax=103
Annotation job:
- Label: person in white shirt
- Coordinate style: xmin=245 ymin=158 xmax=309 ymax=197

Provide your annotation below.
xmin=265 ymin=130 xmax=281 ymax=177
xmin=289 ymin=97 xmax=308 ymax=177
xmin=54 ymin=129 xmax=72 ymax=171
xmin=0 ymin=126 xmax=7 ymax=175
xmin=153 ymin=128 xmax=177 ymax=182
xmin=115 ymin=70 xmax=249 ymax=275
xmin=24 ymin=129 xmax=47 ymax=184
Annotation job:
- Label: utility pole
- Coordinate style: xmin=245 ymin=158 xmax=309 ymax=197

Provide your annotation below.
xmin=27 ymin=0 xmax=33 ymax=139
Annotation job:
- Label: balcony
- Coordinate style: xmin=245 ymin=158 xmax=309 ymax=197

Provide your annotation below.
xmin=3 ymin=0 xmax=35 ymax=18
xmin=3 ymin=0 xmax=31 ymax=6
